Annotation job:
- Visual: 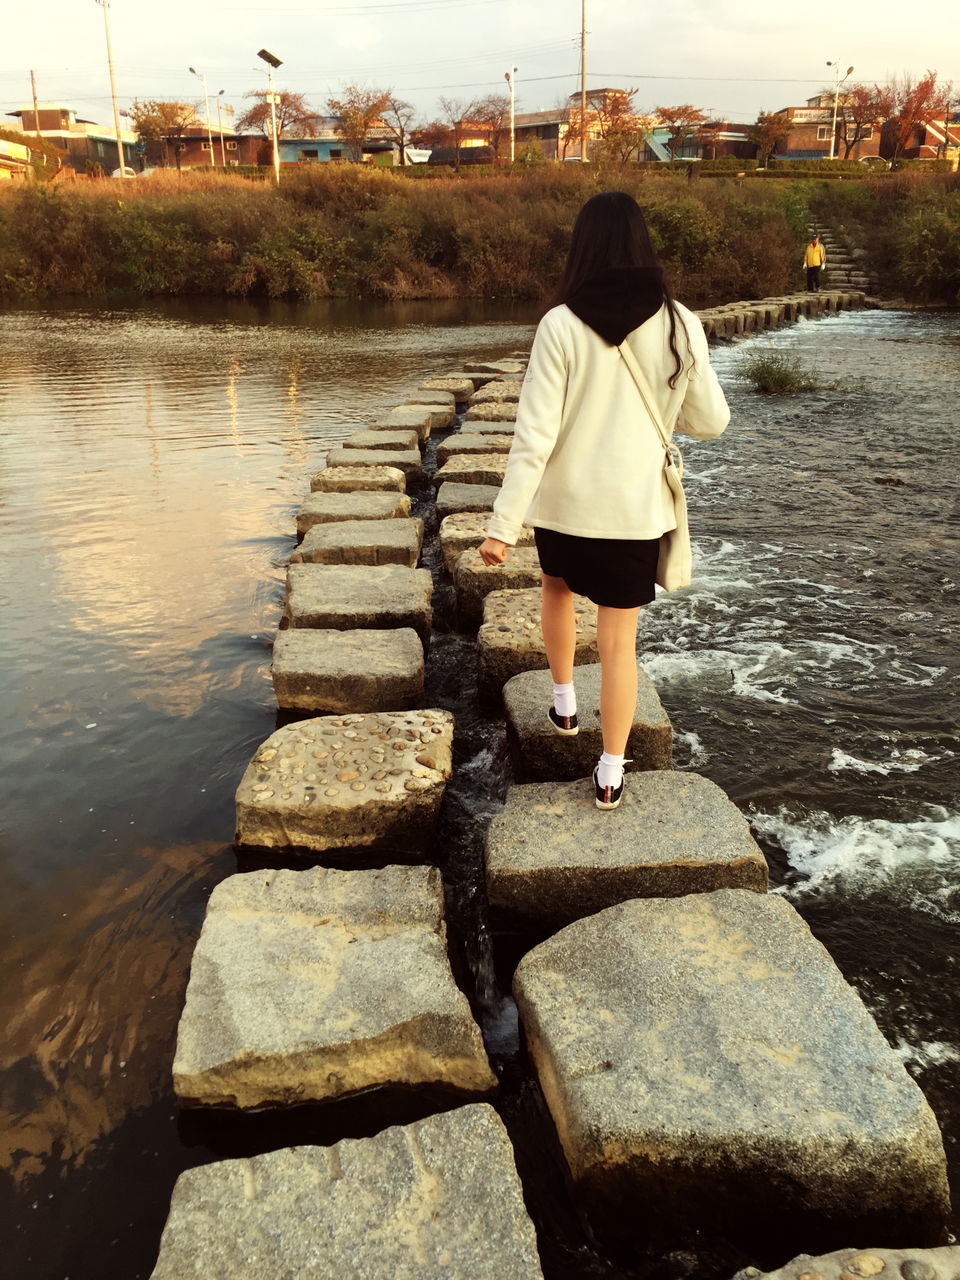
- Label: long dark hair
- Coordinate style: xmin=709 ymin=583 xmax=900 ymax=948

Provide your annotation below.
xmin=552 ymin=191 xmax=690 ymax=388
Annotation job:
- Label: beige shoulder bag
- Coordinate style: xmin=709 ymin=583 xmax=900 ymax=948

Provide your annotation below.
xmin=617 ymin=341 xmax=691 ymax=591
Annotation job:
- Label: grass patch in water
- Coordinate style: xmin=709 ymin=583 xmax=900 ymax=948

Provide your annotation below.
xmin=736 ymin=352 xmax=822 ymax=394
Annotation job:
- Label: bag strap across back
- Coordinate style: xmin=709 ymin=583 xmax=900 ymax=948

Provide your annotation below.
xmin=616 ymin=342 xmax=684 ymax=479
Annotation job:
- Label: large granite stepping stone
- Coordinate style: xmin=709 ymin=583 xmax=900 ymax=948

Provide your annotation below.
xmin=465 ymin=401 xmax=518 ymax=422
xmin=437 ymin=433 xmax=514 ymax=464
xmin=310 ymin=465 xmax=405 ymax=494
xmin=486 ymin=773 xmax=767 ymax=928
xmin=173 ymin=864 xmax=494 ymax=1108
xmin=502 ymin=663 xmax=671 ymax=781
xmin=732 ymin=1245 xmax=960 ymax=1280
xmin=433 ymin=454 xmax=507 ymax=487
xmin=373 ymin=405 xmax=454 ymax=439
xmin=235 ymin=710 xmax=453 ymax=853
xmin=419 ymin=374 xmax=475 ymax=399
xmin=151 ymin=1104 xmax=543 ymax=1279
xmin=514 ymin=890 xmax=950 ymax=1242
xmin=469 ymin=380 xmax=523 ymax=404
xmin=478 ymin=588 xmax=598 ymax=705
xmin=272 ymin=628 xmax=424 ymax=713
xmin=284 ymin=564 xmax=432 ymax=644
xmin=342 ymin=429 xmax=420 ymax=453
xmin=298 ymin=490 xmax=410 ymax=535
xmin=290 ymin=517 xmax=423 ymax=568
xmin=454 ymin=547 xmax=542 ymax=626
xmin=464 ymin=359 xmax=526 ymax=376
xmin=325 ymin=448 xmax=422 ymax=479
xmin=440 ymin=512 xmax=535 ymax=573
xmin=436 ymin=481 xmax=501 ymax=520
xmin=403 ymin=388 xmax=455 ymax=406
xmin=461 ymin=419 xmax=516 ymax=435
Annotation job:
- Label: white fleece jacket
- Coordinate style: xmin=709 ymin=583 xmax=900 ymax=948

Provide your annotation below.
xmin=485 ymin=301 xmax=730 ymax=545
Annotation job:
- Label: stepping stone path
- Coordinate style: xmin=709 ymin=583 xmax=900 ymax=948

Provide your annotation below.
xmin=297 ymin=490 xmax=410 ymax=534
xmin=477 ymin=588 xmax=598 ymax=705
xmin=465 ymin=401 xmax=518 ymax=422
xmin=284 ymin=564 xmax=433 ymax=643
xmin=486 ymin=773 xmax=768 ymax=928
xmin=433 ymin=454 xmax=507 ymax=487
xmin=272 ymin=628 xmax=423 ymax=713
xmin=436 ymin=432 xmax=514 ymax=463
xmin=464 ymin=359 xmax=526 ymax=376
xmin=469 ymin=380 xmax=523 ymax=404
xmin=173 ymin=865 xmax=494 ymax=1108
xmin=733 ymin=1245 xmax=960 ymax=1280
xmin=324 ymin=447 xmax=423 ymax=478
xmin=513 ymin=890 xmax=949 ymax=1239
xmin=458 ymin=419 xmax=516 ymax=434
xmin=310 ymin=464 xmax=406 ymax=493
xmin=151 ymin=1104 xmax=544 ymax=1280
xmin=502 ymin=663 xmax=672 ymax=780
xmin=440 ymin=512 xmax=534 ymax=573
xmin=403 ymin=388 xmax=455 ymax=406
xmin=341 ymin=428 xmax=419 ymax=452
xmin=454 ymin=547 xmax=542 ymax=626
xmin=418 ymin=374 xmax=475 ymax=398
xmin=235 ymin=710 xmax=453 ymax=854
xmin=290 ymin=517 xmax=423 ymax=567
xmin=373 ymin=404 xmax=455 ymax=437
xmin=436 ymin=481 xmax=501 ymax=519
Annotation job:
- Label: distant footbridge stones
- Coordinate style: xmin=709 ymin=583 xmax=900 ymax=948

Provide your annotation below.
xmin=153 ymin=310 xmax=951 ymax=1278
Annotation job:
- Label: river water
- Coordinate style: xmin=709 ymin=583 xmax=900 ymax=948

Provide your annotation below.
xmin=0 ymin=299 xmax=957 ymax=1278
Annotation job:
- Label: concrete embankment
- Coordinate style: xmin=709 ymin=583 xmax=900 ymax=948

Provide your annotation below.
xmin=151 ymin=293 xmax=955 ymax=1278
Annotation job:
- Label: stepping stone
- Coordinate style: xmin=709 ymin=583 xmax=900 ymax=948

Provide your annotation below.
xmin=456 ymin=419 xmax=515 ymax=435
xmin=477 ymin=588 xmax=598 ymax=706
xmin=284 ymin=564 xmax=433 ymax=644
xmin=419 ymin=374 xmax=475 ymax=399
xmin=403 ymin=388 xmax=455 ymax=407
xmin=733 ymin=1245 xmax=960 ymax=1280
xmin=513 ymin=890 xmax=950 ymax=1242
xmin=310 ymin=465 xmax=405 ymax=494
xmin=486 ymin=772 xmax=767 ymax=929
xmin=372 ymin=405 xmax=454 ymax=439
xmin=173 ymin=864 xmax=493 ymax=1108
xmin=272 ymin=628 xmax=424 ymax=713
xmin=151 ymin=1104 xmax=544 ymax=1280
xmin=433 ymin=454 xmax=507 ymax=487
xmin=235 ymin=710 xmax=453 ymax=854
xmin=464 ymin=359 xmax=526 ymax=376
xmin=503 ymin=663 xmax=671 ymax=781
xmin=436 ymin=433 xmax=513 ymax=464
xmin=290 ymin=517 xmax=423 ymax=568
xmin=440 ymin=512 xmax=534 ymax=573
xmin=469 ymin=380 xmax=523 ymax=405
xmin=465 ymin=401 xmax=517 ymax=422
xmin=436 ymin=481 xmax=501 ymax=520
xmin=325 ymin=448 xmax=422 ymax=479
xmin=341 ymin=429 xmax=420 ymax=453
xmin=454 ymin=548 xmax=542 ymax=627
xmin=297 ymin=491 xmax=410 ymax=535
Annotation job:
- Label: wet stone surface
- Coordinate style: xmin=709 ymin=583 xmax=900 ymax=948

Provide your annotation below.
xmin=341 ymin=429 xmax=420 ymax=453
xmin=284 ymin=564 xmax=433 ymax=644
xmin=289 ymin=517 xmax=424 ymax=568
xmin=433 ymin=454 xmax=507 ymax=487
xmin=324 ymin=448 xmax=423 ymax=479
xmin=297 ymin=490 xmax=411 ymax=534
xmin=454 ymin=548 xmax=543 ymax=627
xmin=465 ymin=401 xmax=518 ymax=423
xmin=372 ymin=404 xmax=456 ymax=438
xmin=435 ymin=482 xmax=501 ymax=520
xmin=172 ymin=865 xmax=495 ymax=1110
xmin=418 ymin=375 xmax=475 ymax=399
xmin=456 ymin=419 xmax=516 ymax=435
xmin=436 ymin=433 xmax=514 ymax=464
xmin=271 ymin=628 xmax=424 ymax=713
xmin=731 ymin=1245 xmax=960 ymax=1280
xmin=469 ymin=380 xmax=523 ymax=405
xmin=463 ymin=359 xmax=526 ymax=376
xmin=402 ymin=388 xmax=456 ymax=407
xmin=439 ymin=512 xmax=535 ymax=573
xmin=477 ymin=588 xmax=598 ymax=705
xmin=234 ymin=709 xmax=453 ymax=853
xmin=309 ymin=465 xmax=406 ymax=494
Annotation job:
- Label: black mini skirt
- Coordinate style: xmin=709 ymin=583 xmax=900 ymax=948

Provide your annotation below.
xmin=534 ymin=526 xmax=661 ymax=609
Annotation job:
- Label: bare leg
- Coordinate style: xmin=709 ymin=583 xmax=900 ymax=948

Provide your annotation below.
xmin=540 ymin=573 xmax=576 ymax=684
xmin=597 ymin=605 xmax=641 ymax=755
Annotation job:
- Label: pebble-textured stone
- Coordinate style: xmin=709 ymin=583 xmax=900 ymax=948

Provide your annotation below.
xmin=403 ymin=388 xmax=456 ymax=407
xmin=465 ymin=401 xmax=518 ymax=422
xmin=235 ymin=710 xmax=453 ymax=853
xmin=436 ymin=482 xmax=501 ymax=519
xmin=419 ymin=375 xmax=475 ymax=399
xmin=151 ymin=1104 xmax=544 ymax=1279
xmin=459 ymin=419 xmax=516 ymax=435
xmin=173 ymin=865 xmax=494 ymax=1109
xmin=502 ymin=663 xmax=672 ymax=781
xmin=477 ymin=588 xmax=598 ymax=705
xmin=341 ymin=429 xmax=420 ymax=453
xmin=297 ymin=490 xmax=411 ymax=534
xmin=310 ymin=465 xmax=406 ymax=494
xmin=271 ymin=628 xmax=424 ymax=713
xmin=372 ymin=405 xmax=453 ymax=439
xmin=433 ymin=454 xmax=507 ymax=487
xmin=469 ymin=380 xmax=523 ymax=405
xmin=514 ymin=890 xmax=950 ymax=1240
xmin=284 ymin=564 xmax=433 ymax=644
xmin=436 ymin=433 xmax=514 ymax=464
xmin=454 ymin=548 xmax=543 ymax=626
xmin=440 ymin=512 xmax=535 ymax=573
xmin=325 ymin=448 xmax=423 ymax=479
xmin=290 ymin=517 xmax=423 ymax=568
xmin=486 ymin=773 xmax=767 ymax=928
xmin=730 ymin=1245 xmax=960 ymax=1280
xmin=463 ymin=359 xmax=526 ymax=376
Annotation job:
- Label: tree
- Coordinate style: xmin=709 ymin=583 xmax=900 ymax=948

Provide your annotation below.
xmin=472 ymin=93 xmax=511 ymax=160
xmin=655 ymin=103 xmax=709 ymax=160
xmin=877 ymin=71 xmax=953 ymax=163
xmin=129 ymin=99 xmax=197 ymax=169
xmin=592 ymin=90 xmax=653 ymax=165
xmin=327 ymin=86 xmax=391 ymax=163
xmin=410 ymin=118 xmax=452 ymax=151
xmin=748 ymin=110 xmax=792 ymax=166
xmin=836 ymin=84 xmax=887 ymax=158
xmin=236 ymin=90 xmax=315 ymax=140
xmin=382 ymin=96 xmax=417 ymax=165
xmin=438 ymin=96 xmax=480 ymax=169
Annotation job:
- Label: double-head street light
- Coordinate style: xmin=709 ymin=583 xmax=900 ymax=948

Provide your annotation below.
xmin=188 ymin=67 xmax=215 ymax=166
xmin=504 ymin=67 xmax=518 ymax=162
xmin=257 ymin=47 xmax=283 ymax=185
xmin=826 ymin=60 xmax=854 ymax=160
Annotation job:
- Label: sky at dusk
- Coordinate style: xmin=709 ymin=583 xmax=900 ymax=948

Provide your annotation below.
xmin=2 ymin=0 xmax=957 ymax=131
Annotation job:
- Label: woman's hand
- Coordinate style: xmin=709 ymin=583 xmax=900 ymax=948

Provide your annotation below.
xmin=479 ymin=537 xmax=508 ymax=567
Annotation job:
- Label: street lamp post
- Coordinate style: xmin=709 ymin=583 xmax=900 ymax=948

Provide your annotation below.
xmin=94 ymin=0 xmax=126 ymax=178
xmin=826 ymin=60 xmax=854 ymax=160
xmin=257 ymin=48 xmax=283 ymax=186
xmin=189 ymin=67 xmax=215 ymax=166
xmin=216 ymin=89 xmax=227 ymax=166
xmin=504 ymin=67 xmax=517 ymax=162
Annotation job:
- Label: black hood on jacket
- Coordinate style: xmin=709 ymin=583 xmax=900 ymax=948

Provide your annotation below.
xmin=565 ymin=265 xmax=666 ymax=346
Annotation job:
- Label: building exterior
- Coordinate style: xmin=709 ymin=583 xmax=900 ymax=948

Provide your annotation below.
xmin=6 ymin=103 xmax=138 ymax=173
xmin=173 ymin=126 xmax=264 ymax=168
xmin=882 ymin=111 xmax=960 ymax=160
xmin=277 ymin=118 xmax=397 ymax=165
xmin=0 ymin=134 xmax=33 ymax=179
xmin=772 ymin=94 xmax=882 ymax=160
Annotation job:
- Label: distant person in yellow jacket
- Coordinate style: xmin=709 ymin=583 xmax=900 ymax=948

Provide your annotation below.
xmin=804 ymin=234 xmax=826 ymax=291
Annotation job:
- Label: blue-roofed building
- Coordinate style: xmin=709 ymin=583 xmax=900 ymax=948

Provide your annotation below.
xmin=278 ymin=117 xmax=397 ymax=165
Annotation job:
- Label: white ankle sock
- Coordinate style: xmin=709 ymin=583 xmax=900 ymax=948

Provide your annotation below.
xmin=552 ymin=682 xmax=576 ymax=718
xmin=597 ymin=752 xmax=625 ymax=789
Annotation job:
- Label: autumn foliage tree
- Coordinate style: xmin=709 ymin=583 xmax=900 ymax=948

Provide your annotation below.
xmin=382 ymin=96 xmax=417 ymax=165
xmin=876 ymin=71 xmax=953 ymax=162
xmin=327 ymin=86 xmax=391 ymax=162
xmin=129 ymin=99 xmax=197 ymax=168
xmin=655 ymin=103 xmax=709 ymax=159
xmin=748 ymin=110 xmax=792 ymax=166
xmin=236 ymin=90 xmax=315 ymax=139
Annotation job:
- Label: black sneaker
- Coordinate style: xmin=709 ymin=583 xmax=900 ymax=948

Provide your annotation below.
xmin=547 ymin=706 xmax=579 ymax=736
xmin=593 ymin=765 xmax=624 ymax=810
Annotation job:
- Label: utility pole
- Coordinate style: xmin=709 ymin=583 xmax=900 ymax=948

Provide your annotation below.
xmin=30 ymin=70 xmax=41 ymax=140
xmin=580 ymin=0 xmax=587 ymax=161
xmin=505 ymin=67 xmax=517 ymax=162
xmin=189 ymin=67 xmax=215 ymax=166
xmin=257 ymin=49 xmax=283 ymax=185
xmin=216 ymin=90 xmax=227 ymax=166
xmin=95 ymin=0 xmax=126 ymax=178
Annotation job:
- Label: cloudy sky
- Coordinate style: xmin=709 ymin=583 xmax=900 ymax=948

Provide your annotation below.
xmin=2 ymin=0 xmax=957 ymax=130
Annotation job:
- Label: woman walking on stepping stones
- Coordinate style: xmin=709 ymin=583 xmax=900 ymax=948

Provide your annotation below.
xmin=479 ymin=191 xmax=730 ymax=810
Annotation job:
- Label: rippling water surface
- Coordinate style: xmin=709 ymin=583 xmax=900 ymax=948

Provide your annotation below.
xmin=1 ymin=299 xmax=958 ymax=1277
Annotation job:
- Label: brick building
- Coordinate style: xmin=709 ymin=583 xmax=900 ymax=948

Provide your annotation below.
xmin=772 ymin=93 xmax=883 ymax=160
xmin=6 ymin=102 xmax=138 ymax=173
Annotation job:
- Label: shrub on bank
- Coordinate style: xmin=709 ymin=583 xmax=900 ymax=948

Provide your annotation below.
xmin=736 ymin=352 xmax=822 ymax=393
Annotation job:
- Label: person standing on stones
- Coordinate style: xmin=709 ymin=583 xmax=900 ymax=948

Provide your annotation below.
xmin=479 ymin=191 xmax=730 ymax=810
xmin=803 ymin=233 xmax=826 ymax=291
